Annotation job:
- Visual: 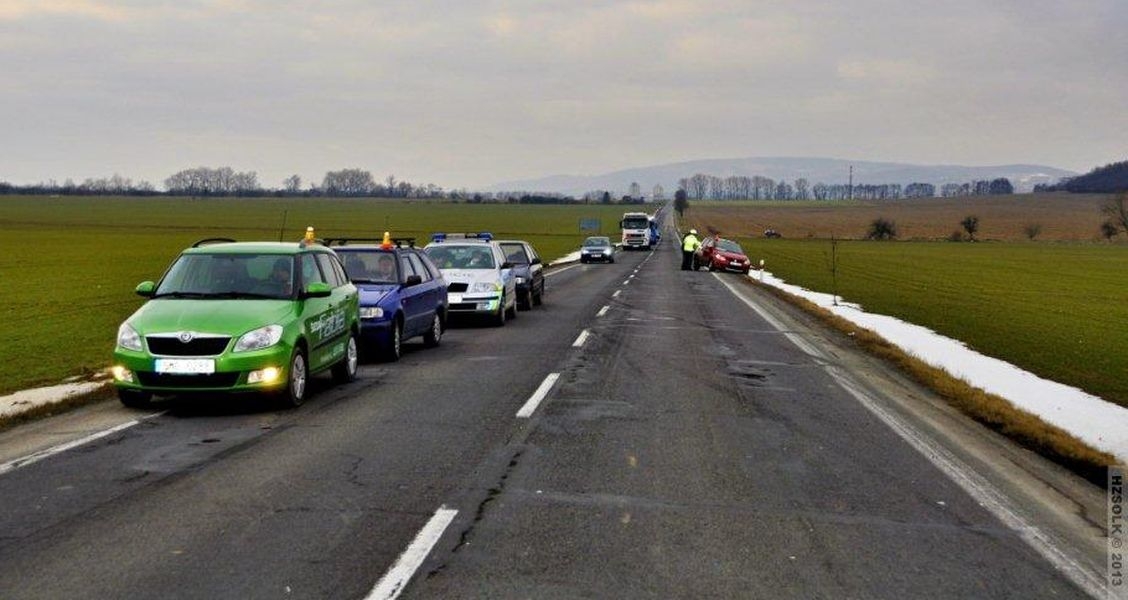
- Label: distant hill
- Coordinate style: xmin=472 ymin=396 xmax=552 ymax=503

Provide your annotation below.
xmin=489 ymin=157 xmax=1075 ymax=196
xmin=1051 ymin=160 xmax=1128 ymax=193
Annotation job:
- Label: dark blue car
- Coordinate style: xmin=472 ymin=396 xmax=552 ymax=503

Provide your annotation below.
xmin=329 ymin=238 xmax=448 ymax=361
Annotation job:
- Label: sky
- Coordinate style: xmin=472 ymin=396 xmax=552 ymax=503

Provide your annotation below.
xmin=2 ymin=0 xmax=1126 ymax=190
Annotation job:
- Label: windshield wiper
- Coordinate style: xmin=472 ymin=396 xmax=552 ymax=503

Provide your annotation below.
xmin=151 ymin=291 xmax=212 ymax=299
xmin=210 ymin=291 xmax=283 ymax=299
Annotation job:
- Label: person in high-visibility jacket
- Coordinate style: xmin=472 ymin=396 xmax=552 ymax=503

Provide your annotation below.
xmin=681 ymin=229 xmax=701 ymax=271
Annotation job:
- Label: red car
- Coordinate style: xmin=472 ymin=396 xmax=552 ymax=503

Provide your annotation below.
xmin=694 ymin=236 xmax=752 ymax=274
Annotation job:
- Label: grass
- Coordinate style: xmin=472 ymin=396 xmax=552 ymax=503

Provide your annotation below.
xmin=0 ymin=196 xmax=634 ymax=394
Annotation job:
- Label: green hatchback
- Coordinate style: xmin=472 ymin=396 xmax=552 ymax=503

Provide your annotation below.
xmin=112 ymin=238 xmax=360 ymax=408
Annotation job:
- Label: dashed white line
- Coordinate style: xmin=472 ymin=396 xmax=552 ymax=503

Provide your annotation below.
xmin=612 ymin=290 xmax=621 ymax=298
xmin=622 ymin=279 xmax=630 ymax=285
xmin=597 ymin=305 xmax=610 ymax=317
xmin=572 ymin=329 xmax=590 ymax=347
xmin=516 ymin=373 xmax=561 ymax=418
xmin=365 ymin=506 xmax=459 ymax=600
xmin=0 ymin=417 xmax=152 ymax=476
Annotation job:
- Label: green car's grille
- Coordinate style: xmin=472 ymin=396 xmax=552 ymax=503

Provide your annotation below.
xmin=135 ymin=372 xmax=240 ymax=388
xmin=146 ymin=336 xmax=231 ymax=356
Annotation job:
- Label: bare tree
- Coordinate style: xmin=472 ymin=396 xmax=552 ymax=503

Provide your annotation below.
xmin=673 ymin=189 xmax=688 ymax=217
xmin=1023 ymin=223 xmax=1043 ymax=240
xmin=1104 ymin=192 xmax=1128 ymax=235
xmin=960 ymin=215 xmax=980 ymax=241
xmin=283 ymin=174 xmax=302 ymax=194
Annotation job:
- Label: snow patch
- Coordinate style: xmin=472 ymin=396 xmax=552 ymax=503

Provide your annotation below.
xmin=0 ymin=381 xmax=106 ymax=419
xmin=751 ymin=269 xmax=1128 ymax=463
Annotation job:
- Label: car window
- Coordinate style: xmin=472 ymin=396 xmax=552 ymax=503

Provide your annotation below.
xmin=316 ymin=253 xmax=346 ymax=288
xmin=526 ymin=244 xmax=539 ymax=262
xmin=717 ymin=239 xmax=743 ymax=253
xmin=155 ymin=253 xmax=294 ymax=299
xmin=425 ymin=245 xmax=495 ymax=269
xmin=338 ymin=250 xmax=399 ymax=284
xmin=329 ymin=255 xmax=350 ymax=286
xmin=407 ymin=254 xmax=432 ymax=282
xmin=416 ymin=251 xmax=443 ymax=279
xmin=400 ymin=255 xmax=415 ymax=279
xmin=500 ymin=243 xmax=528 ymax=264
xmin=300 ymin=253 xmax=325 ymax=287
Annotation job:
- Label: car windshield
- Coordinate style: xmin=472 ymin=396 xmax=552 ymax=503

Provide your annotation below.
xmin=154 ymin=253 xmax=294 ymax=300
xmin=336 ymin=249 xmax=399 ymax=284
xmin=499 ymin=243 xmax=529 ymax=264
xmin=425 ymin=245 xmax=496 ymax=269
xmin=622 ymin=217 xmax=649 ymax=229
xmin=583 ymin=237 xmax=610 ymax=247
xmin=717 ymin=239 xmax=744 ymax=254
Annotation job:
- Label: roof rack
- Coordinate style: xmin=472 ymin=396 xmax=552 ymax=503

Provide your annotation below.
xmin=192 ymin=238 xmax=237 ymax=248
xmin=430 ymin=232 xmax=493 ymax=243
xmin=325 ymin=237 xmax=416 ymax=248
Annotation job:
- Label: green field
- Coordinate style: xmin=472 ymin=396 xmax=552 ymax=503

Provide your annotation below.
xmin=0 ymin=196 xmax=631 ymax=394
xmin=737 ymin=238 xmax=1128 ymax=406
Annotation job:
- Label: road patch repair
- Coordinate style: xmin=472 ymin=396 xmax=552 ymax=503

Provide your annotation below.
xmin=741 ymin=268 xmax=1128 ymax=466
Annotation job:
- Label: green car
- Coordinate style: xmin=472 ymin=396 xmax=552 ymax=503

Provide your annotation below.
xmin=112 ymin=238 xmax=360 ymax=408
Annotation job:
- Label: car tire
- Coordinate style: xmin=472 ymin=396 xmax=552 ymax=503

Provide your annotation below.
xmin=708 ymin=261 xmax=716 ymax=272
xmin=518 ymin=288 xmax=532 ymax=311
xmin=423 ymin=312 xmax=443 ymax=347
xmin=506 ymin=295 xmax=518 ymax=319
xmin=580 ymin=257 xmax=588 ymax=264
xmin=609 ymin=256 xmax=615 ymax=263
xmin=532 ymin=283 xmax=543 ymax=306
xmin=278 ymin=347 xmax=308 ymax=408
xmin=383 ymin=319 xmax=403 ymax=362
xmin=331 ymin=332 xmax=358 ymax=383
xmin=494 ymin=294 xmax=507 ymax=326
xmin=118 ymin=389 xmax=153 ymax=409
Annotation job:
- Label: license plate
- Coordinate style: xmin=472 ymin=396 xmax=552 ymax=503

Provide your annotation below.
xmin=448 ymin=293 xmax=463 ymax=303
xmin=155 ymin=359 xmax=215 ymax=374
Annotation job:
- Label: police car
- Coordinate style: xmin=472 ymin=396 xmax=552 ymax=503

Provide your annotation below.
xmin=329 ymin=234 xmax=448 ymax=361
xmin=424 ymin=232 xmax=518 ymax=326
xmin=112 ymin=229 xmax=360 ymax=408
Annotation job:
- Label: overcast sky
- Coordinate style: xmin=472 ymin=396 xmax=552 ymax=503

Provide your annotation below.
xmin=2 ymin=0 xmax=1125 ymax=189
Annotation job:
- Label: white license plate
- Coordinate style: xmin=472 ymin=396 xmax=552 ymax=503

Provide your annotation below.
xmin=155 ymin=359 xmax=215 ymax=374
xmin=448 ymin=293 xmax=463 ymax=303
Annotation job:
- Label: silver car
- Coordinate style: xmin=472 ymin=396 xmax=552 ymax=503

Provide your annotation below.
xmin=580 ymin=236 xmax=615 ymax=264
xmin=424 ymin=234 xmax=518 ymax=326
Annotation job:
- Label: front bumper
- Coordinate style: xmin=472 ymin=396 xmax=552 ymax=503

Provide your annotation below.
xmin=447 ymin=292 xmax=502 ymax=314
xmin=581 ymin=251 xmax=613 ymax=262
xmin=112 ymin=343 xmax=293 ymax=395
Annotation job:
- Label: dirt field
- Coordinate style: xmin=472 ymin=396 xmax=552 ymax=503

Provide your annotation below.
xmin=686 ymin=193 xmax=1117 ymax=242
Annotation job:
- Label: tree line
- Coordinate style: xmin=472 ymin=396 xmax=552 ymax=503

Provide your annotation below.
xmin=674 ymin=173 xmax=1013 ymax=201
xmin=1035 ymin=160 xmax=1128 ymax=193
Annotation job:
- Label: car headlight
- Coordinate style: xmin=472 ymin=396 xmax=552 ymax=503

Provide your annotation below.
xmin=469 ymin=282 xmax=500 ymax=293
xmin=117 ymin=322 xmax=142 ymax=352
xmin=359 ymin=306 xmax=384 ymax=319
xmin=234 ymin=325 xmax=283 ymax=352
xmin=516 ymin=276 xmax=525 ymax=284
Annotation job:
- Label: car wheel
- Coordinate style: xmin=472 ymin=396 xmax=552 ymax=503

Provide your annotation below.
xmin=532 ymin=283 xmax=543 ymax=306
xmin=383 ymin=319 xmax=403 ymax=362
xmin=708 ymin=261 xmax=717 ymax=272
xmin=331 ymin=332 xmax=358 ymax=383
xmin=518 ymin=288 xmax=532 ymax=311
xmin=580 ymin=257 xmax=588 ymax=264
xmin=506 ymin=295 xmax=518 ymax=319
xmin=423 ymin=312 xmax=443 ymax=347
xmin=118 ymin=389 xmax=153 ymax=409
xmin=494 ymin=295 xmax=507 ymax=326
xmin=278 ymin=347 xmax=308 ymax=408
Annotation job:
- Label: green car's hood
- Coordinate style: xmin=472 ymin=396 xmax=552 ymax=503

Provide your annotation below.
xmin=128 ymin=299 xmax=298 ymax=337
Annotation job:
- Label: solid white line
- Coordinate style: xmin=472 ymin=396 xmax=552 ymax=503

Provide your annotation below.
xmin=545 ymin=264 xmax=581 ymax=277
xmin=516 ymin=373 xmax=560 ymax=418
xmin=0 ymin=419 xmax=143 ymax=476
xmin=365 ymin=506 xmax=459 ymax=600
xmin=612 ymin=290 xmax=621 ymax=298
xmin=597 ymin=305 xmax=610 ymax=317
xmin=711 ymin=273 xmax=1104 ymax=597
xmin=572 ymin=329 xmax=590 ymax=348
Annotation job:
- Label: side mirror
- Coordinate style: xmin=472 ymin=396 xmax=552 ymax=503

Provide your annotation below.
xmin=403 ymin=274 xmax=423 ymax=287
xmin=501 ymin=261 xmax=515 ymax=270
xmin=135 ymin=281 xmax=156 ymax=297
xmin=531 ymin=257 xmax=542 ymax=265
xmin=302 ymin=282 xmax=332 ymax=298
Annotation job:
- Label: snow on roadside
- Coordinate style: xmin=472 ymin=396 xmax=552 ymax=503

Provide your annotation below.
xmin=550 ymin=250 xmax=581 ymax=266
xmin=0 ymin=381 xmax=106 ymax=420
xmin=750 ymin=269 xmax=1128 ymax=463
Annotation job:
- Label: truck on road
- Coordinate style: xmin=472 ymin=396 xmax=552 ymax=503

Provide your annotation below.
xmin=620 ymin=211 xmax=657 ymax=250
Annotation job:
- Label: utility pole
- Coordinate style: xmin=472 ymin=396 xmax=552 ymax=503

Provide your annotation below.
xmin=848 ymin=165 xmax=854 ymax=201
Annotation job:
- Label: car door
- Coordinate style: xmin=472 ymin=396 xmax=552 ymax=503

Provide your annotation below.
xmin=524 ymin=243 xmax=544 ymax=297
xmin=406 ymin=253 xmax=440 ymax=329
xmin=397 ymin=253 xmax=426 ymax=337
xmin=495 ymin=244 xmax=516 ymax=306
xmin=298 ymin=253 xmax=337 ymax=372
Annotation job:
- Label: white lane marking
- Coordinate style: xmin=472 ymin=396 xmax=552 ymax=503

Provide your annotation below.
xmin=712 ymin=274 xmax=827 ymax=360
xmin=597 ymin=305 xmax=610 ymax=317
xmin=572 ymin=329 xmax=590 ymax=348
xmin=365 ymin=506 xmax=459 ymax=600
xmin=622 ymin=279 xmax=630 ymax=286
xmin=516 ymin=373 xmax=560 ymax=418
xmin=0 ymin=417 xmax=150 ymax=476
xmin=545 ymin=264 xmax=581 ymax=277
xmin=713 ymin=272 xmax=1104 ymax=597
xmin=612 ymin=290 xmax=621 ymax=298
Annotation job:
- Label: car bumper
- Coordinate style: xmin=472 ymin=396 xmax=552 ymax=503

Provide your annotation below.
xmin=447 ymin=293 xmax=502 ymax=314
xmin=111 ymin=344 xmax=293 ymax=395
xmin=581 ymin=252 xmax=613 ymax=262
xmin=358 ymin=318 xmax=396 ymax=346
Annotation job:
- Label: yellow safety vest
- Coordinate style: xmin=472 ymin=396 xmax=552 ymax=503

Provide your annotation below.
xmin=682 ymin=234 xmax=700 ymax=252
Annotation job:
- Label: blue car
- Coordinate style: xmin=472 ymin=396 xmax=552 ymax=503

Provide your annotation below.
xmin=329 ymin=237 xmax=448 ymax=361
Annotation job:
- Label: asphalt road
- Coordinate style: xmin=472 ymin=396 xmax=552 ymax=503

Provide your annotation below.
xmin=0 ymin=235 xmax=1109 ymax=599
